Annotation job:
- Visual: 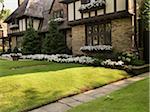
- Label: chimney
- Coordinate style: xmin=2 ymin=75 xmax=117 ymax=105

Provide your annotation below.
xmin=18 ymin=0 xmax=24 ymax=6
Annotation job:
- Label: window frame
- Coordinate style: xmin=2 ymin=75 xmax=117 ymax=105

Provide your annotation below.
xmin=85 ymin=21 xmax=112 ymax=46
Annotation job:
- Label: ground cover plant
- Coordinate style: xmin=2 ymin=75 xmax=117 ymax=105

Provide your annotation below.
xmin=68 ymin=78 xmax=149 ymax=112
xmin=0 ymin=59 xmax=128 ymax=112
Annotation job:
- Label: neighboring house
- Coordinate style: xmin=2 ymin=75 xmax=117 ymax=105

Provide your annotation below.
xmin=4 ymin=0 xmax=53 ymax=50
xmin=60 ymin=0 xmax=143 ymax=55
xmin=0 ymin=20 xmax=8 ymax=52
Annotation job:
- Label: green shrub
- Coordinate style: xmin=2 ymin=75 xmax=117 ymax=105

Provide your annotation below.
xmin=118 ymin=52 xmax=138 ymax=64
xmin=22 ymin=24 xmax=41 ymax=54
xmin=131 ymin=59 xmax=145 ymax=66
xmin=118 ymin=52 xmax=145 ymax=66
xmin=42 ymin=20 xmax=68 ymax=54
xmin=13 ymin=47 xmax=19 ymax=53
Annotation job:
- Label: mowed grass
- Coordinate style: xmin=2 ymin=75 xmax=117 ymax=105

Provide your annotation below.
xmin=68 ymin=78 xmax=149 ymax=112
xmin=0 ymin=59 xmax=84 ymax=77
xmin=0 ymin=59 xmax=129 ymax=112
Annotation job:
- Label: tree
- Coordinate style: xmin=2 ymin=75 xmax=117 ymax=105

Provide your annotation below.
xmin=140 ymin=0 xmax=150 ymax=31
xmin=0 ymin=0 xmax=4 ymax=19
xmin=42 ymin=20 xmax=68 ymax=54
xmin=22 ymin=24 xmax=41 ymax=54
xmin=0 ymin=9 xmax=11 ymax=20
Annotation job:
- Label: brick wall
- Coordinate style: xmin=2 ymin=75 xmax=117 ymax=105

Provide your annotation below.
xmin=72 ymin=25 xmax=85 ymax=55
xmin=112 ymin=18 xmax=133 ymax=52
xmin=70 ymin=18 xmax=133 ymax=55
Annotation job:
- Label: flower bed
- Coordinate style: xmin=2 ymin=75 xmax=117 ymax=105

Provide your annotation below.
xmin=1 ymin=53 xmax=22 ymax=61
xmin=21 ymin=54 xmax=95 ymax=64
xmin=101 ymin=59 xmax=124 ymax=67
xmin=79 ymin=0 xmax=105 ymax=12
xmin=80 ymin=45 xmax=112 ymax=52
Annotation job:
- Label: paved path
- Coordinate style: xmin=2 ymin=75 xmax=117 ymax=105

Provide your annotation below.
xmin=29 ymin=72 xmax=149 ymax=112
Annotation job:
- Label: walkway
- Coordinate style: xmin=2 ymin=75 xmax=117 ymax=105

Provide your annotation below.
xmin=29 ymin=72 xmax=149 ymax=112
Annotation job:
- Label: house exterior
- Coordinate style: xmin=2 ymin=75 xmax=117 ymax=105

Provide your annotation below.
xmin=60 ymin=0 xmax=140 ymax=55
xmin=4 ymin=0 xmax=147 ymax=61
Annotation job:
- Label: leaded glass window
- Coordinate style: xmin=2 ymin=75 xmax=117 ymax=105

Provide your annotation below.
xmin=86 ymin=22 xmax=111 ymax=46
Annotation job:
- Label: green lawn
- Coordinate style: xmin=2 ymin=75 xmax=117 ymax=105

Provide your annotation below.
xmin=68 ymin=78 xmax=149 ymax=112
xmin=0 ymin=59 xmax=84 ymax=77
xmin=0 ymin=59 xmax=129 ymax=112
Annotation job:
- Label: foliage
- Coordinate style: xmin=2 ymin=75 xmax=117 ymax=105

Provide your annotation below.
xmin=13 ymin=47 xmax=19 ymax=53
xmin=118 ymin=52 xmax=145 ymax=66
xmin=118 ymin=52 xmax=138 ymax=64
xmin=22 ymin=24 xmax=41 ymax=54
xmin=131 ymin=59 xmax=145 ymax=66
xmin=42 ymin=20 xmax=68 ymax=54
xmin=0 ymin=9 xmax=11 ymax=20
xmin=0 ymin=0 xmax=4 ymax=19
xmin=140 ymin=0 xmax=150 ymax=31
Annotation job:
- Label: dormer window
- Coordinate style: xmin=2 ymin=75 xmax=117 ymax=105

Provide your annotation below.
xmin=53 ymin=10 xmax=64 ymax=19
xmin=11 ymin=19 xmax=19 ymax=25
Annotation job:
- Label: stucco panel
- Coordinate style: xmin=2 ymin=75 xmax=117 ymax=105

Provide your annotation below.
xmin=68 ymin=3 xmax=74 ymax=21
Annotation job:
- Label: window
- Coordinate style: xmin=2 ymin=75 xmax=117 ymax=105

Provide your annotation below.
xmin=86 ymin=22 xmax=111 ymax=46
xmin=53 ymin=10 xmax=64 ymax=19
xmin=11 ymin=19 xmax=19 ymax=25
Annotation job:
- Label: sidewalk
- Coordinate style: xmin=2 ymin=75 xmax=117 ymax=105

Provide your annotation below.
xmin=29 ymin=72 xmax=149 ymax=112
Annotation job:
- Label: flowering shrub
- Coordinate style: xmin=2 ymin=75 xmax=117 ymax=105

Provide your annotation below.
xmin=2 ymin=53 xmax=22 ymax=59
xmin=54 ymin=18 xmax=65 ymax=22
xmin=118 ymin=52 xmax=138 ymax=64
xmin=79 ymin=0 xmax=105 ymax=12
xmin=21 ymin=54 xmax=95 ymax=64
xmin=101 ymin=59 xmax=124 ymax=67
xmin=49 ymin=18 xmax=65 ymax=23
xmin=80 ymin=45 xmax=112 ymax=51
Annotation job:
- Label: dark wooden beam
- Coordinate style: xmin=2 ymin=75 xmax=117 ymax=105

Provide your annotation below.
xmin=68 ymin=11 xmax=132 ymax=26
xmin=126 ymin=0 xmax=129 ymax=11
xmin=25 ymin=18 xmax=28 ymax=30
xmin=67 ymin=4 xmax=69 ymax=21
xmin=2 ymin=31 xmax=4 ymax=52
xmin=114 ymin=0 xmax=117 ymax=12
xmin=73 ymin=1 xmax=76 ymax=20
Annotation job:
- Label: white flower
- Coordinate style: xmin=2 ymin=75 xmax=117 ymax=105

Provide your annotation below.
xmin=101 ymin=59 xmax=124 ymax=66
xmin=79 ymin=0 xmax=105 ymax=11
xmin=80 ymin=45 xmax=112 ymax=51
xmin=20 ymin=54 xmax=95 ymax=64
